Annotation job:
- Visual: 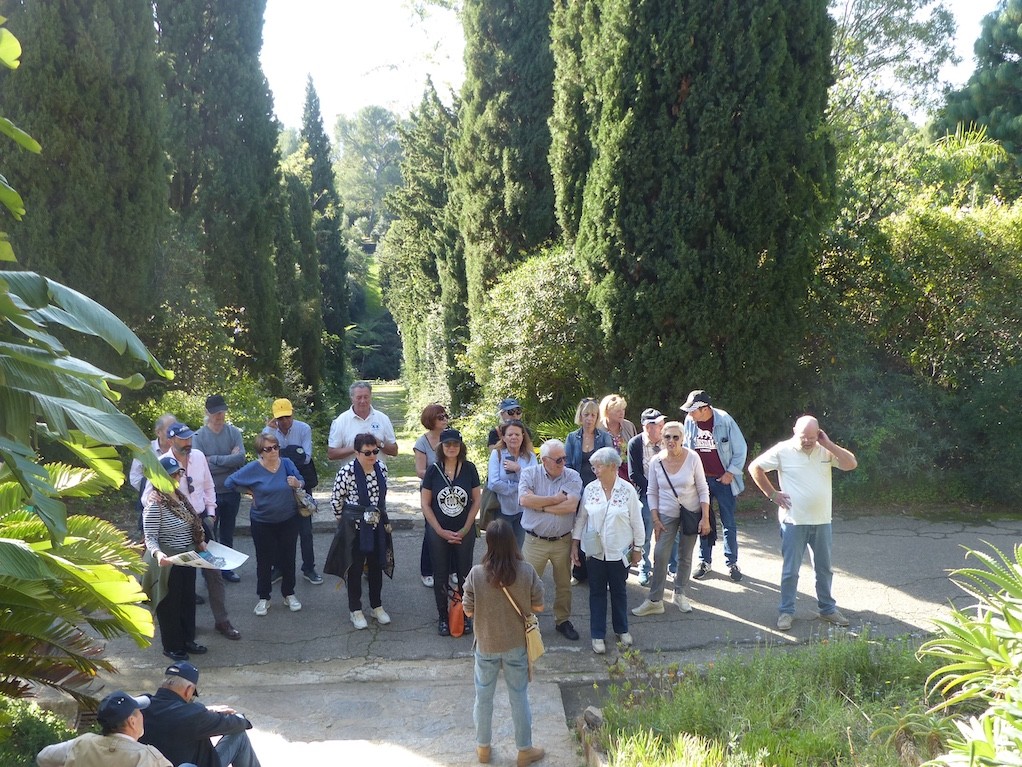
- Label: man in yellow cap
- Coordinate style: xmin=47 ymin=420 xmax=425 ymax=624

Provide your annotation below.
xmin=267 ymin=398 xmax=321 ymax=584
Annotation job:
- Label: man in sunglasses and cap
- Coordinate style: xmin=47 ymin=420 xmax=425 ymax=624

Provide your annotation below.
xmin=163 ymin=422 xmax=240 ymax=642
xmin=141 ymin=662 xmax=259 ymax=767
xmin=37 ymin=690 xmax=177 ymax=767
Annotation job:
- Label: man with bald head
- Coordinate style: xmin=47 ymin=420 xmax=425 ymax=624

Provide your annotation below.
xmin=748 ymin=416 xmax=857 ymax=632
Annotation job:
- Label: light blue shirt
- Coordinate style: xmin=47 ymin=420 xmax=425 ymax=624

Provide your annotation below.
xmin=487 ymin=448 xmax=537 ymax=517
xmin=268 ymin=419 xmax=313 ymax=464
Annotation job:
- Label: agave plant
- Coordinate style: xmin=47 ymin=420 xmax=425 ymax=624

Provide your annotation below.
xmin=918 ymin=543 xmax=1022 ymax=765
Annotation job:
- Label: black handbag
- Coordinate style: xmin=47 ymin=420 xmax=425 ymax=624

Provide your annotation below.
xmin=658 ymin=461 xmax=703 ymax=536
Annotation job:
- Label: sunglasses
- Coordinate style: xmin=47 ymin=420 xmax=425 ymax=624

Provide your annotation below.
xmin=437 ymin=413 xmax=450 ymax=420
xmin=260 ymin=444 xmax=280 ymax=453
xmin=505 ymin=408 xmax=522 ymax=416
xmin=545 ymin=455 xmax=568 ymax=465
xmin=663 ymin=434 xmax=682 ymax=442
xmin=442 ymin=441 xmax=461 ymax=447
xmin=360 ymin=448 xmax=381 ymax=457
xmin=186 ymin=476 xmax=195 ymax=494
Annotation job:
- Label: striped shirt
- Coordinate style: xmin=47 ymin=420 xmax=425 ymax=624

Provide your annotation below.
xmin=143 ymin=494 xmax=197 ymax=555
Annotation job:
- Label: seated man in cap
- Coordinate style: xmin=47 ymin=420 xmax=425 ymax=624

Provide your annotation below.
xmin=140 ymin=662 xmax=260 ymax=767
xmin=37 ymin=690 xmax=183 ymax=767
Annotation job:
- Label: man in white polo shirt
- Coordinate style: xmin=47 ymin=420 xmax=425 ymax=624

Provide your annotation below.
xmin=327 ymin=381 xmax=398 ymax=463
xmin=748 ymin=415 xmax=857 ymax=632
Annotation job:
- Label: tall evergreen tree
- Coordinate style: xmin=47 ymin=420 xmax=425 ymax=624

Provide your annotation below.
xmin=939 ymin=0 xmax=1022 ymax=168
xmin=334 ymin=106 xmax=404 ymax=241
xmin=381 ymin=81 xmax=470 ymax=408
xmin=0 ymin=0 xmax=166 ymax=326
xmin=455 ymin=0 xmax=557 ymax=320
xmin=575 ymin=0 xmax=834 ymax=440
xmin=155 ymin=0 xmax=281 ymax=371
xmin=299 ymin=77 xmax=348 ymax=387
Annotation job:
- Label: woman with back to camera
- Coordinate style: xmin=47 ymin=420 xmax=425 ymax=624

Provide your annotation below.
xmin=572 ymin=446 xmax=645 ymax=654
xmin=225 ymin=431 xmax=305 ymax=617
xmin=142 ymin=455 xmax=209 ymax=661
xmin=487 ymin=419 xmax=536 ymax=550
xmin=598 ymin=394 xmax=637 ymax=481
xmin=564 ymin=398 xmax=613 ymax=583
xmin=421 ymin=428 xmax=482 ymax=636
xmin=464 ymin=519 xmax=546 ymax=767
xmin=330 ymin=432 xmax=394 ymax=630
xmin=414 ymin=403 xmax=450 ymax=588
xmin=632 ymin=420 xmax=710 ymax=617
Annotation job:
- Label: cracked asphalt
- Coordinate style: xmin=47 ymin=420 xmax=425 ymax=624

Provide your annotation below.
xmin=93 ymin=480 xmax=1022 ymax=767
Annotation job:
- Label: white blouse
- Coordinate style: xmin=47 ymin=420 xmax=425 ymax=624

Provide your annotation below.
xmin=573 ymin=477 xmax=645 ymax=564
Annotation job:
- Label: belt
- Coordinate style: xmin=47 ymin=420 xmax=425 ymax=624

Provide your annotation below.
xmin=525 ymin=529 xmax=570 ymax=542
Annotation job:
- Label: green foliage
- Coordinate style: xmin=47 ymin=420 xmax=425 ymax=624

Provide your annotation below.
xmin=574 ymin=0 xmax=834 ymax=444
xmin=156 ymin=0 xmax=282 ymax=373
xmin=938 ymin=0 xmax=1022 ymax=171
xmin=601 ymin=636 xmax=941 ymax=767
xmin=0 ymin=697 xmax=76 ymax=766
xmin=919 ymin=543 xmax=1022 ymax=764
xmin=0 ymin=0 xmax=167 ymax=326
xmin=455 ymin=0 xmax=557 ymax=322
xmin=334 ymin=106 xmax=404 ymax=242
xmin=381 ymin=80 xmax=471 ymax=409
xmin=466 ymin=247 xmax=606 ymax=425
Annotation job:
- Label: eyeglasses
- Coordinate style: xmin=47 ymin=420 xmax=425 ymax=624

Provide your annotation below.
xmin=442 ymin=441 xmax=460 ymax=447
xmin=544 ymin=455 xmax=568 ymax=465
xmin=360 ymin=448 xmax=381 ymax=457
xmin=663 ymin=434 xmax=682 ymax=442
xmin=260 ymin=445 xmax=280 ymax=453
xmin=437 ymin=414 xmax=450 ymax=420
xmin=505 ymin=408 xmax=522 ymax=416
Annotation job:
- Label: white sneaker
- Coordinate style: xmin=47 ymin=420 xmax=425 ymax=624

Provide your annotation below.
xmin=592 ymin=638 xmax=606 ymax=654
xmin=285 ymin=594 xmax=302 ymax=612
xmin=617 ymin=632 xmax=633 ymax=646
xmin=631 ymin=599 xmax=665 ymax=617
xmin=372 ymin=606 xmax=391 ymax=625
xmin=350 ymin=610 xmax=368 ymax=630
xmin=777 ymin=613 xmax=793 ymax=631
xmin=421 ymin=575 xmax=434 ymax=588
xmin=254 ymin=599 xmax=269 ymax=616
xmin=570 ymin=576 xmax=579 ymax=586
xmin=677 ymin=594 xmax=693 ymax=613
xmin=819 ymin=609 xmax=850 ymax=627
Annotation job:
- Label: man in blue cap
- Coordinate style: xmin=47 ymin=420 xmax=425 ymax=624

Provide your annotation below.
xmin=141 ymin=662 xmax=260 ymax=767
xmin=37 ymin=690 xmax=181 ymax=767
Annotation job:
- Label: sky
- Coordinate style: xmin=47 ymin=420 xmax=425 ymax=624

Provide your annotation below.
xmin=260 ymin=0 xmax=1001 ymax=131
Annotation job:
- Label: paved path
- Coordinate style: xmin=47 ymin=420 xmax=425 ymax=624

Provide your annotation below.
xmin=94 ymin=484 xmax=1022 ymax=767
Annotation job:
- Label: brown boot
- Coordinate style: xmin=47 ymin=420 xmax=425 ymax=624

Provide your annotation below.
xmin=517 ymin=746 xmax=545 ymax=766
xmin=476 ymin=745 xmax=491 ymax=763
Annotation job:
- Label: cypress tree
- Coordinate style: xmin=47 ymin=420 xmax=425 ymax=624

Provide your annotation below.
xmin=454 ymin=0 xmax=557 ymax=319
xmin=1 ymin=0 xmax=166 ymax=326
xmin=155 ymin=0 xmax=281 ymax=372
xmin=576 ymin=0 xmax=834 ymax=439
xmin=299 ymin=77 xmax=348 ymax=386
xmin=382 ymin=81 xmax=470 ymax=408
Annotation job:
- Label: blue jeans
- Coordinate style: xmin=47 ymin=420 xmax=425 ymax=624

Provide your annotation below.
xmin=474 ymin=645 xmax=532 ymax=749
xmin=699 ymin=477 xmax=738 ymax=566
xmin=215 ymin=730 xmax=261 ymax=767
xmin=499 ymin=511 xmax=525 ymax=551
xmin=639 ymin=498 xmax=653 ymax=576
xmin=779 ymin=521 xmax=835 ymax=616
xmin=587 ymin=556 xmax=628 ymax=639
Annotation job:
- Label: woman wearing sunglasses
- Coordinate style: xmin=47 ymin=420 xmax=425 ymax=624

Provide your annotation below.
xmin=632 ymin=420 xmax=710 ymax=618
xmin=329 ymin=432 xmax=395 ymax=630
xmin=564 ymin=398 xmax=614 ymax=584
xmin=226 ymin=431 xmax=305 ymax=617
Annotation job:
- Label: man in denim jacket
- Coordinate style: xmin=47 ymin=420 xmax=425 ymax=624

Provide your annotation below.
xmin=681 ymin=390 xmax=748 ymax=582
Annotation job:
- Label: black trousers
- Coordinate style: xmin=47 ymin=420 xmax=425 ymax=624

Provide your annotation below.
xmin=156 ymin=564 xmax=196 ymax=652
xmin=425 ymin=526 xmax=477 ymax=620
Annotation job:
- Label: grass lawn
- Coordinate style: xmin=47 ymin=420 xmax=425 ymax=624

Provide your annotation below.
xmin=368 ymin=382 xmax=418 ymax=480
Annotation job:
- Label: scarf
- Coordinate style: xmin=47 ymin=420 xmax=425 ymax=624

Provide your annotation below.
xmin=353 ymin=459 xmax=387 ymax=554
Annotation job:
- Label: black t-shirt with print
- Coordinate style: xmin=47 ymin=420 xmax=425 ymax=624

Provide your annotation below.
xmin=422 ymin=461 xmax=481 ymax=530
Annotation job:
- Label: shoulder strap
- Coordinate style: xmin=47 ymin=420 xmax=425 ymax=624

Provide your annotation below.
xmin=502 ymin=586 xmax=526 ymax=618
xmin=658 ymin=460 xmax=680 ymax=498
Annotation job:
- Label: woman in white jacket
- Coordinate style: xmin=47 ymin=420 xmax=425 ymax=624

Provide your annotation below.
xmin=571 ymin=446 xmax=645 ymax=654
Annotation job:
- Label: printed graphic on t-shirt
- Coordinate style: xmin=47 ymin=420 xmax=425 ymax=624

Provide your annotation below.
xmin=694 ymin=426 xmax=717 ymax=453
xmin=437 ymin=484 xmax=468 ymax=517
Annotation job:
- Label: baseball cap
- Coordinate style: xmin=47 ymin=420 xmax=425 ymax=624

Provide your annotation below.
xmin=96 ymin=690 xmax=150 ymax=729
xmin=166 ymin=422 xmax=195 ymax=440
xmin=272 ymin=398 xmax=293 ymax=419
xmin=205 ymin=395 xmax=228 ymax=414
xmin=159 ymin=456 xmax=183 ymax=475
xmin=680 ymin=390 xmax=712 ymax=413
xmin=497 ymin=397 xmax=521 ymax=413
xmin=640 ymin=408 xmax=666 ymax=425
xmin=165 ymin=661 xmax=200 ymax=696
xmin=439 ymin=428 xmax=463 ymax=444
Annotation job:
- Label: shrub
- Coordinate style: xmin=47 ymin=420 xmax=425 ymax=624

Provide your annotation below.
xmin=0 ymin=698 xmax=77 ymax=767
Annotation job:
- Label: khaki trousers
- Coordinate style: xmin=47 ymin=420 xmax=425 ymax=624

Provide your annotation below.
xmin=522 ymin=533 xmax=572 ymax=624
